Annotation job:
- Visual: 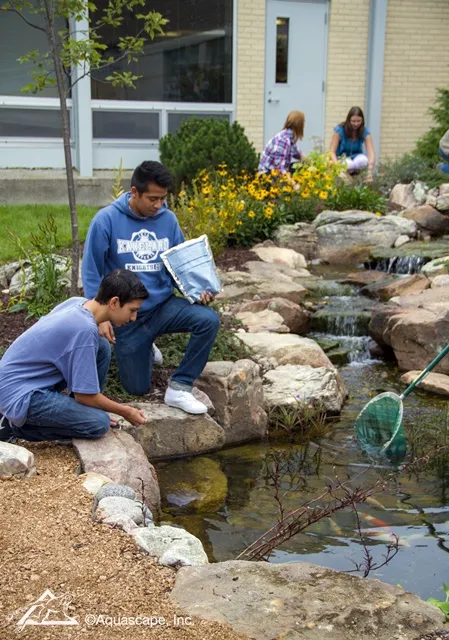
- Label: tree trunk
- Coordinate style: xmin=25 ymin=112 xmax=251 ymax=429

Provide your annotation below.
xmin=47 ymin=23 xmax=79 ymax=296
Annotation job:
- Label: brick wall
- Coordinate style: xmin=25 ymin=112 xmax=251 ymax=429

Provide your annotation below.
xmin=235 ymin=0 xmax=266 ymax=152
xmin=324 ymin=0 xmax=371 ymax=148
xmin=380 ymin=0 xmax=449 ymax=158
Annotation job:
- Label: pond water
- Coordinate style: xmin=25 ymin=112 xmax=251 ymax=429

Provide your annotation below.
xmin=156 ymin=264 xmax=449 ymax=603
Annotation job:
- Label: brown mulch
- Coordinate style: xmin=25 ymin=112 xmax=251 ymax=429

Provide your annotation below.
xmin=0 ymin=444 xmax=245 ymax=639
xmin=215 ymin=247 xmax=260 ymax=272
xmin=0 ymin=297 xmax=35 ymax=352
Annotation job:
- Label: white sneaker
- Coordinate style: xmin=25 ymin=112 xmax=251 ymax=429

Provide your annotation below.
xmin=164 ymin=387 xmax=208 ymax=415
xmin=152 ymin=343 xmax=163 ymax=366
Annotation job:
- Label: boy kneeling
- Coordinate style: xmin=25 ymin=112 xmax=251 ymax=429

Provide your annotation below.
xmin=0 ymin=269 xmax=147 ymax=443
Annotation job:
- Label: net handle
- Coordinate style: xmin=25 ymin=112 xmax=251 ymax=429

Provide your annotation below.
xmin=401 ymin=343 xmax=449 ymax=399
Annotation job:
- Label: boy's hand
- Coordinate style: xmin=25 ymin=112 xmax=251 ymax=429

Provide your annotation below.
xmin=123 ymin=407 xmax=147 ymax=426
xmin=99 ymin=321 xmax=115 ymax=344
xmin=200 ymin=291 xmax=215 ymax=305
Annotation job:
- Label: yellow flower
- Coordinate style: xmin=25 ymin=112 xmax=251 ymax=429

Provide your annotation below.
xmin=248 ymin=210 xmax=256 ymax=218
xmin=375 ymin=211 xmax=383 ymax=216
xmin=265 ymin=206 xmax=274 ymax=216
xmin=319 ymin=191 xmax=328 ymax=199
xmin=202 ymin=185 xmax=212 ymax=195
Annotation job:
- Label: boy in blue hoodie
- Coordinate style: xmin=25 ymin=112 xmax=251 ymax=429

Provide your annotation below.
xmin=82 ymin=161 xmax=219 ymax=415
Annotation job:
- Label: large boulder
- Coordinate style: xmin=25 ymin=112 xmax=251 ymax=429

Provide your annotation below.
xmin=361 ymin=273 xmax=430 ymax=301
xmin=252 ymin=245 xmax=307 ymax=269
xmin=263 ymin=365 xmax=347 ymax=413
xmin=217 ymin=269 xmax=308 ymax=304
xmin=401 ymin=371 xmax=449 ymax=396
xmin=235 ymin=309 xmax=290 ymax=333
xmin=73 ymin=428 xmax=161 ymax=516
xmin=389 ymin=182 xmax=421 ymax=210
xmin=117 ymin=403 xmax=226 ymax=461
xmin=237 ymin=332 xmax=333 ymax=368
xmin=233 ymin=297 xmax=309 ymax=334
xmin=171 ymin=560 xmax=444 ymax=640
xmin=0 ymin=442 xmax=36 ymax=479
xmin=401 ymin=204 xmax=449 ymax=236
xmin=314 ymin=211 xmax=417 ymax=263
xmin=273 ymin=222 xmax=318 ymax=259
xmin=369 ymin=288 xmax=449 ymax=372
xmin=195 ymin=360 xmax=268 ymax=445
xmin=421 ymin=255 xmax=449 ymax=278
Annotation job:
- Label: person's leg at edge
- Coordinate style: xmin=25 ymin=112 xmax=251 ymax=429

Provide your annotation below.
xmin=11 ymin=389 xmax=110 ymax=441
xmin=438 ymin=148 xmax=449 ymax=173
xmin=147 ymin=296 xmax=220 ymax=414
xmin=97 ymin=336 xmax=112 ymax=390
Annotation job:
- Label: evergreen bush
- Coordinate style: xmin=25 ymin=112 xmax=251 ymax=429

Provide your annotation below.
xmin=159 ymin=118 xmax=259 ymax=187
xmin=415 ymin=88 xmax=449 ymax=164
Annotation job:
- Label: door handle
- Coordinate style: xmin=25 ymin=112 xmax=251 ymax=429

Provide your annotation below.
xmin=268 ymin=97 xmax=280 ymax=104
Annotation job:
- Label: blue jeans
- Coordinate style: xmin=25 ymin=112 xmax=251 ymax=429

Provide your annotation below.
xmin=114 ymin=295 xmax=220 ymax=396
xmin=439 ymin=148 xmax=449 ymax=173
xmin=12 ymin=337 xmax=111 ymax=442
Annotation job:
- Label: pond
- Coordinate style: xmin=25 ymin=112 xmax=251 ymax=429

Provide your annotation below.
xmin=156 ymin=263 xmax=449 ymax=603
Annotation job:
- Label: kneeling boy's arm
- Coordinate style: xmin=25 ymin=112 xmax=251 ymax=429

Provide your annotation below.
xmin=74 ymin=392 xmax=146 ymax=426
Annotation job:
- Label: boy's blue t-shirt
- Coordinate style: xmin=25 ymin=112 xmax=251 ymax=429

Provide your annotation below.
xmin=0 ymin=297 xmax=99 ymax=427
xmin=334 ymin=124 xmax=370 ymax=158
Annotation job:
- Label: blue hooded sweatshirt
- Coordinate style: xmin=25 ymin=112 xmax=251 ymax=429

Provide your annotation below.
xmin=82 ymin=192 xmax=184 ymax=314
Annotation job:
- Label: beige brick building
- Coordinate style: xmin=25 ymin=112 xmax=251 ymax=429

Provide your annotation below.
xmin=236 ymin=0 xmax=449 ymax=160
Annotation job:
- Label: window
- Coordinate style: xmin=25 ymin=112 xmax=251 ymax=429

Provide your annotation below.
xmin=0 ymin=108 xmax=66 ymax=137
xmin=168 ymin=112 xmax=230 ymax=134
xmin=91 ymin=0 xmax=233 ymax=103
xmin=276 ymin=18 xmax=289 ymax=84
xmin=0 ymin=6 xmax=68 ymax=97
xmin=93 ymin=111 xmax=160 ymax=139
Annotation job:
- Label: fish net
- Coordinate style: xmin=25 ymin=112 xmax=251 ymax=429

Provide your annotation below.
xmin=355 ymin=392 xmax=406 ymax=461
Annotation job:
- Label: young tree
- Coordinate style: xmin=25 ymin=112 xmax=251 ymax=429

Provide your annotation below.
xmin=0 ymin=0 xmax=167 ymax=294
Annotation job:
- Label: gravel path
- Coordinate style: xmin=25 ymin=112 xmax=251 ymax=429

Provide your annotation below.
xmin=0 ymin=442 xmax=244 ymax=640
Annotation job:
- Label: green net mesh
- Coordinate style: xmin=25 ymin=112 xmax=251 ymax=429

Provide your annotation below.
xmin=355 ymin=392 xmax=406 ymax=462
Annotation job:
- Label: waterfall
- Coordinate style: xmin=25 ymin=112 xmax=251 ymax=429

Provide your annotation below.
xmin=366 ymin=256 xmax=429 ymax=275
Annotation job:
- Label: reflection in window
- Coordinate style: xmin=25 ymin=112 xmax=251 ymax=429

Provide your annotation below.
xmin=168 ymin=112 xmax=230 ymax=134
xmin=276 ymin=17 xmax=289 ymax=84
xmin=0 ymin=4 xmax=68 ymax=97
xmin=92 ymin=111 xmax=160 ymax=139
xmin=91 ymin=0 xmax=233 ymax=103
xmin=0 ymin=108 xmax=68 ymax=137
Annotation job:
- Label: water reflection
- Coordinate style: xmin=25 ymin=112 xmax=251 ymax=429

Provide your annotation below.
xmin=156 ymin=362 xmax=449 ymax=599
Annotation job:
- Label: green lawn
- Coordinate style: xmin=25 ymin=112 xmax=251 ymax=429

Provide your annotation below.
xmin=0 ymin=204 xmax=98 ymax=264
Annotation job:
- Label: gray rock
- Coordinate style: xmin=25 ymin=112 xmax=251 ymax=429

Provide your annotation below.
xmin=0 ymin=442 xmax=36 ymax=479
xmin=394 ymin=234 xmax=410 ymax=248
xmin=273 ymin=222 xmax=318 ymax=260
xmin=263 ymin=365 xmax=347 ymax=413
xmin=170 ymin=560 xmax=444 ymax=640
xmin=235 ymin=309 xmax=289 ymax=333
xmin=237 ymin=332 xmax=333 ymax=368
xmin=233 ymin=297 xmax=309 ymax=335
xmin=0 ymin=260 xmax=20 ymax=288
xmin=389 ymin=182 xmax=419 ymax=209
xmin=413 ymin=180 xmax=427 ymax=204
xmin=195 ymin=359 xmax=267 ymax=445
xmin=422 ymin=256 xmax=449 ymax=277
xmin=94 ymin=482 xmax=136 ymax=509
xmin=117 ymin=403 xmax=225 ymax=461
xmin=73 ymin=429 xmax=161 ymax=517
xmin=217 ymin=269 xmax=308 ymax=304
xmin=252 ymin=245 xmax=307 ymax=269
xmin=96 ymin=496 xmax=152 ymax=526
xmin=314 ymin=211 xmax=416 ymax=263
xmin=436 ymin=194 xmax=449 ymax=212
xmin=101 ymin=514 xmax=141 ymax=534
xmin=401 ymin=204 xmax=449 ymax=236
xmin=134 ymin=524 xmax=208 ymax=567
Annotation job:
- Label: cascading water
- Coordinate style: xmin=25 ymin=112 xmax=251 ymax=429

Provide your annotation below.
xmin=310 ymin=295 xmax=376 ymax=364
xmin=366 ymin=256 xmax=429 ymax=275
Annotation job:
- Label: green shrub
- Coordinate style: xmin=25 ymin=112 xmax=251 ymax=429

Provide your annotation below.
xmin=373 ymin=153 xmax=449 ymax=194
xmin=415 ymin=87 xmax=449 ymax=164
xmin=159 ymin=118 xmax=259 ymax=187
xmin=326 ymin=183 xmax=387 ymax=213
xmin=8 ymin=215 xmax=70 ymax=319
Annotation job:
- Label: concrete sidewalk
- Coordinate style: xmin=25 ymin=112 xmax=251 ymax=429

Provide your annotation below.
xmin=0 ymin=169 xmax=133 ymax=206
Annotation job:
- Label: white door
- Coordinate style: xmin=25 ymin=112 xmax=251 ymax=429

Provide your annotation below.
xmin=264 ymin=0 xmax=328 ymax=155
